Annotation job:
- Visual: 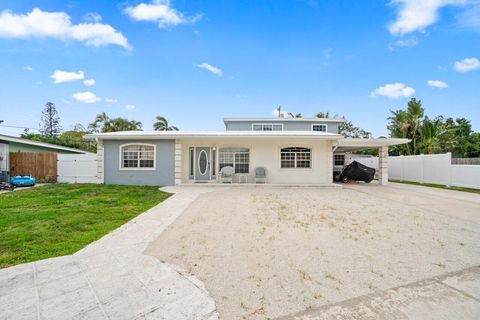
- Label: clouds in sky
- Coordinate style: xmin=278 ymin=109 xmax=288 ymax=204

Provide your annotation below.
xmin=196 ymin=62 xmax=223 ymax=77
xmin=388 ymin=0 xmax=465 ymax=36
xmin=124 ymin=0 xmax=202 ymax=28
xmin=125 ymin=104 xmax=136 ymax=110
xmin=72 ymin=91 xmax=101 ymax=104
xmin=369 ymin=83 xmax=415 ymax=99
xmin=105 ymin=98 xmax=118 ymax=103
xmin=388 ymin=37 xmax=418 ymax=50
xmin=50 ymin=70 xmax=84 ymax=83
xmin=83 ymin=79 xmax=95 ymax=86
xmin=23 ymin=65 xmax=33 ymax=71
xmin=0 ymin=8 xmax=129 ymax=49
xmin=454 ymin=57 xmax=480 ymax=72
xmin=427 ymin=80 xmax=448 ymax=88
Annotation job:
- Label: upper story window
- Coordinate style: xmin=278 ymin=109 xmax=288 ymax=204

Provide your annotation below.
xmin=252 ymin=123 xmax=283 ymax=131
xmin=280 ymin=147 xmax=311 ymax=169
xmin=312 ymin=124 xmax=327 ymax=132
xmin=120 ymin=144 xmax=155 ymax=170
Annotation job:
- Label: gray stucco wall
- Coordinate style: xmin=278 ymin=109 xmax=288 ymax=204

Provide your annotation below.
xmin=225 ymin=121 xmax=340 ymax=133
xmin=104 ymin=140 xmax=175 ymax=186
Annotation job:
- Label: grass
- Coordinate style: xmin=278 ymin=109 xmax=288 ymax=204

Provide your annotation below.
xmin=389 ymin=179 xmax=480 ymax=195
xmin=0 ymin=184 xmax=171 ymax=268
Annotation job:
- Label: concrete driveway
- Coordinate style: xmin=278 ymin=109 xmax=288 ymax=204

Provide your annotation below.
xmin=146 ymin=183 xmax=480 ymax=320
xmin=1 ymin=183 xmax=479 ymax=320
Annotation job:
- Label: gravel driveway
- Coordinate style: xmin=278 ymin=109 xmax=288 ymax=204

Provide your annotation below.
xmin=145 ymin=184 xmax=480 ymax=320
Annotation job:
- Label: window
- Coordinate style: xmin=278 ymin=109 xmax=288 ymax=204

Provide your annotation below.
xmin=280 ymin=147 xmax=311 ymax=169
xmin=189 ymin=147 xmax=194 ymax=177
xmin=120 ymin=144 xmax=155 ymax=169
xmin=252 ymin=123 xmax=283 ymax=131
xmin=219 ymin=147 xmax=250 ymax=173
xmin=312 ymin=124 xmax=327 ymax=132
xmin=334 ymin=154 xmax=345 ymax=166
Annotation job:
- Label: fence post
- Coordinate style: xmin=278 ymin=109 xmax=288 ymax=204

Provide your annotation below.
xmin=420 ymin=154 xmax=424 ymax=184
xmin=446 ymin=152 xmax=452 ymax=187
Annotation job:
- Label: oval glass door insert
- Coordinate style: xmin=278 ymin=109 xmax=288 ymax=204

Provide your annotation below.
xmin=198 ymin=150 xmax=207 ymax=175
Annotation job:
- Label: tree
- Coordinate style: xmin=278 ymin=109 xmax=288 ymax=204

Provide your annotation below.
xmin=102 ymin=118 xmax=142 ymax=132
xmin=288 ymin=113 xmax=302 ymax=118
xmin=88 ymin=112 xmax=109 ymax=133
xmin=387 ymin=109 xmax=411 ymax=154
xmin=407 ymin=98 xmax=424 ymax=155
xmin=40 ymin=102 xmax=62 ymax=136
xmin=153 ymin=116 xmax=178 ymax=131
xmin=315 ymin=112 xmax=371 ymax=138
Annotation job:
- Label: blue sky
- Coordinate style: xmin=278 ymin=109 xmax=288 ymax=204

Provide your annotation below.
xmin=0 ymin=0 xmax=479 ymax=137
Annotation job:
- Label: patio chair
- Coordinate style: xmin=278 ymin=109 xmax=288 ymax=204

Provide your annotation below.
xmin=255 ymin=167 xmax=267 ymax=184
xmin=219 ymin=166 xmax=235 ymax=183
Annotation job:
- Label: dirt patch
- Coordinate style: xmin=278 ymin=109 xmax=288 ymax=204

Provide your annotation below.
xmin=145 ymin=187 xmax=480 ymax=320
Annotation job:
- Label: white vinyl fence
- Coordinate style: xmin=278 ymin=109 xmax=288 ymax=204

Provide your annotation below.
xmin=57 ymin=153 xmax=99 ymax=183
xmin=389 ymin=152 xmax=480 ymax=189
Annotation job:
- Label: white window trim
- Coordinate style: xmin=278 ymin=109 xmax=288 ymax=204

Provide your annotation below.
xmin=251 ymin=123 xmax=284 ymax=131
xmin=311 ymin=123 xmax=328 ymax=132
xmin=218 ymin=147 xmax=250 ymax=174
xmin=279 ymin=147 xmax=313 ymax=170
xmin=118 ymin=143 xmax=156 ymax=171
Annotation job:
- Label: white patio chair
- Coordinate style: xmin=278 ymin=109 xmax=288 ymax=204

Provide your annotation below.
xmin=255 ymin=167 xmax=267 ymax=184
xmin=219 ymin=166 xmax=235 ymax=183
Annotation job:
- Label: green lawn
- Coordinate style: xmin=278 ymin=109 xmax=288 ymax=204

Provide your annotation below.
xmin=390 ymin=179 xmax=480 ymax=195
xmin=0 ymin=184 xmax=171 ymax=268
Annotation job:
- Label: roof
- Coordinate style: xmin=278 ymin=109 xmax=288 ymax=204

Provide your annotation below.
xmin=335 ymin=138 xmax=410 ymax=152
xmin=85 ymin=130 xmax=342 ymax=140
xmin=223 ymin=117 xmax=345 ymax=123
xmin=0 ymin=134 xmax=89 ymax=154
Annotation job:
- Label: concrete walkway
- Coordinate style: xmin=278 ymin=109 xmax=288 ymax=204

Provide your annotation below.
xmin=277 ymin=265 xmax=480 ymax=320
xmin=0 ymin=186 xmax=221 ymax=320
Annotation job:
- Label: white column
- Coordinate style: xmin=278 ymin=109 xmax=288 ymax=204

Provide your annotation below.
xmin=326 ymin=141 xmax=333 ymax=183
xmin=96 ymin=139 xmax=104 ymax=184
xmin=174 ymin=140 xmax=182 ymax=185
xmin=378 ymin=146 xmax=388 ymax=186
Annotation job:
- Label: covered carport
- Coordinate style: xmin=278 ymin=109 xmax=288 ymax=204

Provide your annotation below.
xmin=334 ymin=138 xmax=409 ymax=185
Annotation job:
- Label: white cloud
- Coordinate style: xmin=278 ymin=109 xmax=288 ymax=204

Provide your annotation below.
xmin=454 ymin=57 xmax=480 ymax=72
xmin=83 ymin=78 xmax=95 ymax=86
xmin=105 ymin=97 xmax=118 ymax=103
xmin=124 ymin=0 xmax=202 ymax=28
xmin=388 ymin=37 xmax=418 ymax=50
xmin=72 ymin=91 xmax=100 ymax=104
xmin=0 ymin=8 xmax=129 ymax=49
xmin=369 ymin=83 xmax=415 ymax=99
xmin=23 ymin=65 xmax=33 ymax=71
xmin=84 ymin=12 xmax=102 ymax=23
xmin=196 ymin=62 xmax=223 ymax=77
xmin=50 ymin=70 xmax=84 ymax=83
xmin=388 ymin=0 xmax=465 ymax=36
xmin=427 ymin=80 xmax=448 ymax=88
xmin=457 ymin=2 xmax=480 ymax=28
xmin=125 ymin=104 xmax=136 ymax=110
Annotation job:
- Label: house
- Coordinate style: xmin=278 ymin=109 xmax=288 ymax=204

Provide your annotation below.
xmin=0 ymin=134 xmax=89 ymax=180
xmin=85 ymin=117 xmax=408 ymax=186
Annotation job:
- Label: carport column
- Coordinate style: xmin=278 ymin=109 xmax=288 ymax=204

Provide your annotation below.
xmin=96 ymin=139 xmax=104 ymax=184
xmin=378 ymin=146 xmax=388 ymax=186
xmin=327 ymin=141 xmax=333 ymax=183
xmin=174 ymin=140 xmax=182 ymax=185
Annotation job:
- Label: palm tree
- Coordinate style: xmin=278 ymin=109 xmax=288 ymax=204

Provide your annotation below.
xmin=288 ymin=112 xmax=302 ymax=118
xmin=315 ymin=111 xmax=330 ymax=118
xmin=88 ymin=112 xmax=109 ymax=133
xmin=407 ymin=98 xmax=424 ymax=155
xmin=153 ymin=116 xmax=178 ymax=131
xmin=387 ymin=109 xmax=411 ymax=154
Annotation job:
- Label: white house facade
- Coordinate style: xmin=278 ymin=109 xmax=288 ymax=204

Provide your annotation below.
xmin=86 ymin=117 xmax=408 ymax=186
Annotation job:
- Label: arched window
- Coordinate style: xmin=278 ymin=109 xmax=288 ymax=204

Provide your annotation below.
xmin=120 ymin=144 xmax=155 ymax=169
xmin=280 ymin=147 xmax=311 ymax=168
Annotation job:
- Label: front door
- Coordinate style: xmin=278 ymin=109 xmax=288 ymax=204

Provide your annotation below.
xmin=195 ymin=147 xmax=211 ymax=181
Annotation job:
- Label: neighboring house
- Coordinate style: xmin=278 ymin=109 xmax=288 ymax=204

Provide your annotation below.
xmin=85 ymin=117 xmax=408 ymax=186
xmin=0 ymin=134 xmax=89 ymax=176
